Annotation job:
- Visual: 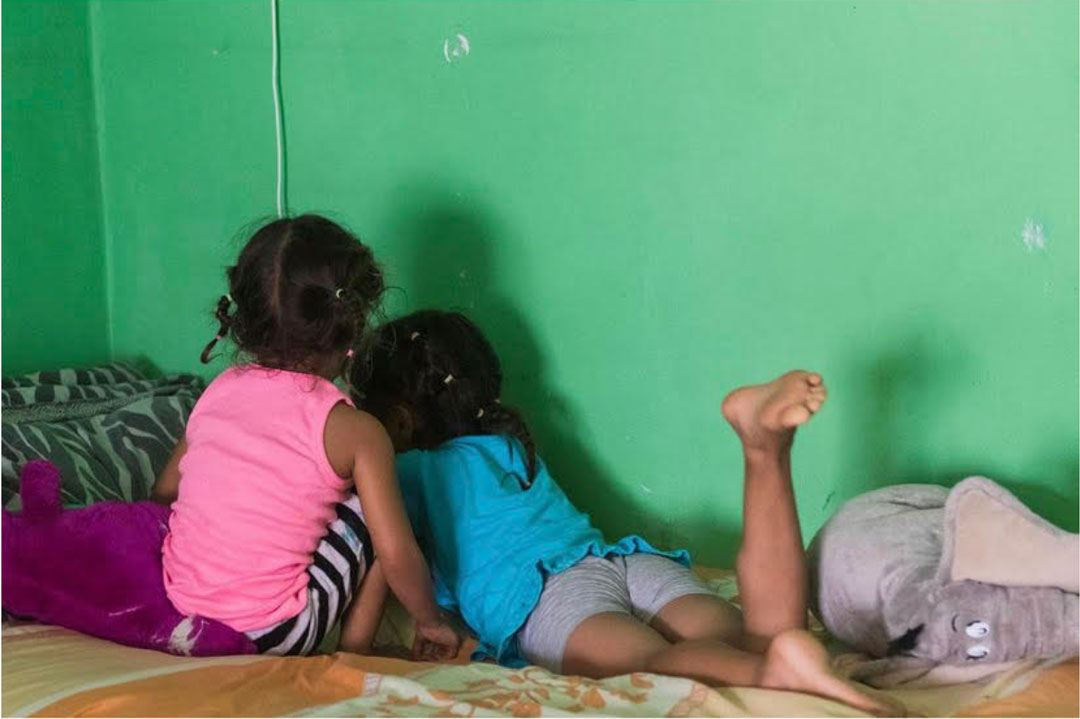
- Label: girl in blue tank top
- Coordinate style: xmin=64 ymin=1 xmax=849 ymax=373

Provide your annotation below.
xmin=351 ymin=310 xmax=894 ymax=715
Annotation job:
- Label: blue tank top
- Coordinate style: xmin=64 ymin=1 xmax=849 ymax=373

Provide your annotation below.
xmin=396 ymin=434 xmax=689 ymax=667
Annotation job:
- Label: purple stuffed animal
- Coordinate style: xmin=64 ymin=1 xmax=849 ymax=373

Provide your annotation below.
xmin=2 ymin=460 xmax=255 ymax=656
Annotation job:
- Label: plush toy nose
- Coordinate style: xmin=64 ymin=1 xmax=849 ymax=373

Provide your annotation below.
xmin=1003 ymin=585 xmax=1080 ymax=661
xmin=18 ymin=460 xmax=62 ymax=520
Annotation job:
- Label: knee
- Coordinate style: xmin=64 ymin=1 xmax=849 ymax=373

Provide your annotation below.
xmin=640 ymin=645 xmax=675 ymax=675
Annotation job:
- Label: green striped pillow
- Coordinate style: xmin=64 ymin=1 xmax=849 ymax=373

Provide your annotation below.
xmin=2 ymin=363 xmax=204 ymax=510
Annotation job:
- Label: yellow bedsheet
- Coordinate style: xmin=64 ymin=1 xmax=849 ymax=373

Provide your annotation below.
xmin=3 ymin=571 xmax=1076 ymax=717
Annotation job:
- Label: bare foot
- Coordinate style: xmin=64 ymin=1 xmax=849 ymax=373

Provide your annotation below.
xmin=759 ymin=630 xmax=905 ymax=716
xmin=721 ymin=371 xmax=827 ymax=450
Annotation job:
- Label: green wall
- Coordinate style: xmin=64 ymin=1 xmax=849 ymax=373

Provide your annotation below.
xmin=12 ymin=1 xmax=1080 ymax=563
xmin=2 ymin=0 xmax=109 ymax=374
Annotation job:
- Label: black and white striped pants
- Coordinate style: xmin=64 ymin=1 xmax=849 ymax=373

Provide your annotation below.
xmin=245 ymin=494 xmax=373 ymax=656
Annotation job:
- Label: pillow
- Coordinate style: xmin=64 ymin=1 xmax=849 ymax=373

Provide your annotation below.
xmin=2 ymin=362 xmax=204 ymax=510
xmin=1 ymin=362 xmax=149 ymax=406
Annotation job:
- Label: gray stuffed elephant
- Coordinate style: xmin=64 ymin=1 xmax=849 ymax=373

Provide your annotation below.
xmin=808 ymin=477 xmax=1079 ymax=667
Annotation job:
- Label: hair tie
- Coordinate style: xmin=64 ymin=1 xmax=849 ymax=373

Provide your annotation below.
xmin=443 ymin=374 xmax=455 ymax=385
xmin=335 ymin=288 xmax=346 ymax=300
xmin=225 ymin=293 xmax=234 ymax=304
xmin=345 ymin=348 xmax=355 ymax=359
xmin=494 ymin=398 xmax=502 ymax=404
xmin=476 ymin=408 xmax=485 ymax=419
xmin=410 ymin=331 xmax=421 ymax=341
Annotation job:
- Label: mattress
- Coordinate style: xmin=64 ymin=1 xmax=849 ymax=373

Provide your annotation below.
xmin=4 ymin=570 xmax=1076 ymax=718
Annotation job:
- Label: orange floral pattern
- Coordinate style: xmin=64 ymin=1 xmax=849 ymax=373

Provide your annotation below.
xmin=305 ymin=570 xmax=749 ymax=716
xmin=302 ymin=663 xmax=703 ymax=717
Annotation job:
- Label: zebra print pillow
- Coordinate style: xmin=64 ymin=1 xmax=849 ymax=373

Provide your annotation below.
xmin=2 ymin=363 xmax=205 ymax=510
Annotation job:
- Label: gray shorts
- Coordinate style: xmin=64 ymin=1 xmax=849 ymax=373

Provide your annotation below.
xmin=517 ymin=553 xmax=712 ymax=672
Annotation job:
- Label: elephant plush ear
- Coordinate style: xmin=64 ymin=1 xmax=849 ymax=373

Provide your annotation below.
xmin=938 ymin=477 xmax=1079 ymax=593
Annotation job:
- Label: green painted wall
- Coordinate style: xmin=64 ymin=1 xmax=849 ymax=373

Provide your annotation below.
xmin=2 ymin=0 xmax=109 ymax=374
xmin=26 ymin=0 xmax=1080 ymax=562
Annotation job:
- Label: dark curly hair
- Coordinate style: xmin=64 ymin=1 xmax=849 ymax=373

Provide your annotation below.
xmin=201 ymin=214 xmax=385 ymax=376
xmin=351 ymin=310 xmax=538 ymax=483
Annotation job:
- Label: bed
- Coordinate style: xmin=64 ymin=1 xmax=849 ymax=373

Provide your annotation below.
xmin=3 ymin=364 xmax=1077 ymax=717
xmin=4 ymin=577 xmax=1076 ymax=717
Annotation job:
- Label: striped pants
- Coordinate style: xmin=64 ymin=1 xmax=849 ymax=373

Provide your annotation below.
xmin=245 ymin=494 xmax=373 ymax=655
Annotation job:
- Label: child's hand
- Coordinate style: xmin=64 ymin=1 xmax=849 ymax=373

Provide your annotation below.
xmin=412 ymin=618 xmax=461 ymax=661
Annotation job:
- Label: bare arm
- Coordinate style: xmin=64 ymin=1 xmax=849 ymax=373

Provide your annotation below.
xmin=151 ymin=436 xmax=187 ymax=505
xmin=338 ymin=559 xmax=389 ymax=653
xmin=325 ymin=405 xmax=442 ymax=627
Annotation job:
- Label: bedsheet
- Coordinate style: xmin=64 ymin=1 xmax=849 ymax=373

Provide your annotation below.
xmin=4 ymin=571 xmax=1075 ymax=717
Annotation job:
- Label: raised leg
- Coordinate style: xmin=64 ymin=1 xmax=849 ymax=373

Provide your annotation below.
xmin=721 ymin=370 xmax=825 ymax=649
xmin=554 ymin=371 xmax=900 ymax=714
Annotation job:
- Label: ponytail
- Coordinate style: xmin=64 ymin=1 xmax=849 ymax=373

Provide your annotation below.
xmin=475 ymin=400 xmax=538 ymax=486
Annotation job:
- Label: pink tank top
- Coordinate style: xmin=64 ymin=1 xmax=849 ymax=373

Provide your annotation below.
xmin=163 ymin=365 xmax=352 ymax=631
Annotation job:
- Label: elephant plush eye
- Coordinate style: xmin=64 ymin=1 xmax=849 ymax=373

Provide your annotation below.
xmin=965 ymin=621 xmax=989 ymax=638
xmin=966 ymin=644 xmax=990 ymax=660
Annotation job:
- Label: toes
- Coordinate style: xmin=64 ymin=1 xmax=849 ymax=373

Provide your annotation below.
xmin=805 ymin=382 xmax=826 ymax=414
xmin=805 ymin=372 xmax=823 ymax=387
xmin=780 ymin=403 xmax=812 ymax=428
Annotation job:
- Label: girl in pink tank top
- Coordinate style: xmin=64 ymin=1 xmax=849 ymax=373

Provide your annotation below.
xmin=153 ymin=215 xmax=458 ymax=658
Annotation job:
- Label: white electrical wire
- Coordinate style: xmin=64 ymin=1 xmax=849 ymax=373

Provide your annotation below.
xmin=271 ymin=0 xmax=285 ymax=217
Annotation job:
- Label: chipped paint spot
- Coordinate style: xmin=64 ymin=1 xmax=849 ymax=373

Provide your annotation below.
xmin=1021 ymin=218 xmax=1047 ymax=252
xmin=443 ymin=33 xmax=470 ymax=64
xmin=639 ymin=483 xmax=654 ymax=495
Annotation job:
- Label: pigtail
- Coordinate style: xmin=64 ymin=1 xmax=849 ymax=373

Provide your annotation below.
xmin=200 ymin=294 xmax=233 ymax=364
xmin=476 ymin=401 xmax=538 ymax=486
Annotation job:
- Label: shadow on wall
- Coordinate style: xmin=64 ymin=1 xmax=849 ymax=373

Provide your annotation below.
xmin=838 ymin=331 xmax=1078 ymax=531
xmin=381 ymin=192 xmax=1078 ymax=555
xmin=840 ymin=330 xmax=971 ymax=490
xmin=383 ymin=185 xmax=722 ymax=550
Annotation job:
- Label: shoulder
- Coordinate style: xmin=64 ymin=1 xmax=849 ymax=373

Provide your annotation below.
xmin=194 ymin=365 xmax=243 ymax=398
xmin=327 ymin=402 xmax=385 ymax=436
xmin=397 ymin=438 xmax=468 ymax=475
xmin=324 ymin=403 xmax=394 ymax=478
xmin=459 ymin=434 xmax=538 ymax=476
xmin=187 ymin=366 xmax=247 ymax=419
xmin=405 ymin=436 xmax=510 ymax=485
xmin=207 ymin=364 xmax=259 ymax=388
